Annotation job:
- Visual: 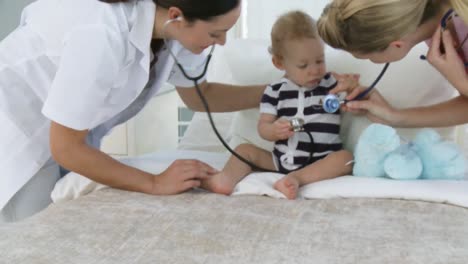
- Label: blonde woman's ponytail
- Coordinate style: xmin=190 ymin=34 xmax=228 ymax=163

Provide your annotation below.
xmin=317 ymin=4 xmax=348 ymax=50
xmin=451 ymin=0 xmax=468 ymax=24
xmin=318 ymin=0 xmax=430 ymax=53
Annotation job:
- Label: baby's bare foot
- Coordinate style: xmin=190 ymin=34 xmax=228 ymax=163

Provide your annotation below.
xmin=200 ymin=172 xmax=236 ymax=195
xmin=274 ymin=176 xmax=299 ymax=200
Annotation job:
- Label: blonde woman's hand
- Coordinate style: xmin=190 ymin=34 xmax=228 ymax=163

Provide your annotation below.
xmin=345 ymin=89 xmax=401 ymax=126
xmin=427 ymin=25 xmax=468 ymax=96
xmin=272 ymin=118 xmax=294 ymax=140
xmin=151 ymin=159 xmax=218 ymax=195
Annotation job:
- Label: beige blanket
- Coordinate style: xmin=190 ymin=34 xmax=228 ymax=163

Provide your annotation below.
xmin=1 ymin=189 xmax=467 ymax=263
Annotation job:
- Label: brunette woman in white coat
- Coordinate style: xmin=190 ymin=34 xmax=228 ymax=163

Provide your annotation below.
xmin=0 ymin=0 xmax=266 ymax=222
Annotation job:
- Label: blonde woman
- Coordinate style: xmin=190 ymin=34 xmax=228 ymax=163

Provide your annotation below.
xmin=317 ymin=0 xmax=468 ymax=128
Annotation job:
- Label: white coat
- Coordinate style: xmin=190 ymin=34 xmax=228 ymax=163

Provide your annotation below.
xmin=0 ymin=0 xmax=209 ymax=209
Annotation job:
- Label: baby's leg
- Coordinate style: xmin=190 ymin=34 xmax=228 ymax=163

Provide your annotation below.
xmin=201 ymin=144 xmax=276 ymax=195
xmin=274 ymin=150 xmax=353 ymax=199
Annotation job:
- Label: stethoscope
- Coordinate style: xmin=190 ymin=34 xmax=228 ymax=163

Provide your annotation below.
xmin=320 ymin=63 xmax=390 ymax=114
xmin=420 ymin=8 xmax=468 ymax=67
xmin=162 ymin=17 xmax=389 ymax=172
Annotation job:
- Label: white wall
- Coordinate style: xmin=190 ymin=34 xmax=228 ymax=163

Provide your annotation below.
xmin=0 ymin=0 xmax=35 ymax=40
xmin=243 ymin=0 xmax=330 ymax=39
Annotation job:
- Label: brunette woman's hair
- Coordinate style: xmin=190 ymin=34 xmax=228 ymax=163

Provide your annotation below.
xmin=99 ymin=0 xmax=240 ymax=22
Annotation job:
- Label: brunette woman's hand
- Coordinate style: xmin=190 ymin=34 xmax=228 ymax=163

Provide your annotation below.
xmin=151 ymin=159 xmax=218 ymax=195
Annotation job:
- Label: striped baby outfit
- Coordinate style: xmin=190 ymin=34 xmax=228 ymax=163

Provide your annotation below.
xmin=260 ymin=74 xmax=343 ymax=173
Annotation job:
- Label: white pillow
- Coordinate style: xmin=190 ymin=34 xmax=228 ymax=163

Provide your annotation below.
xmin=223 ymin=39 xmax=281 ymax=151
xmin=52 ymin=150 xmax=468 ymax=204
xmin=229 ymin=109 xmax=274 ymax=151
xmin=221 ymin=39 xmax=284 ymax=85
xmin=223 ymin=39 xmax=457 ymax=152
xmin=232 ymin=173 xmax=468 ymax=208
xmin=177 ymin=112 xmax=233 ymax=152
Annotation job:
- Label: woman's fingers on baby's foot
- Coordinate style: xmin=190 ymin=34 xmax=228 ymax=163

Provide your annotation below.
xmin=183 ymin=180 xmax=201 ymax=190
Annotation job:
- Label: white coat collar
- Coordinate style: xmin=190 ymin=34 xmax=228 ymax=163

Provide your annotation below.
xmin=128 ymin=0 xmax=156 ymax=73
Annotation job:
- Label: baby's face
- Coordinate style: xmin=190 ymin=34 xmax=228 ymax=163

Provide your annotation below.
xmin=280 ymin=38 xmax=326 ymax=88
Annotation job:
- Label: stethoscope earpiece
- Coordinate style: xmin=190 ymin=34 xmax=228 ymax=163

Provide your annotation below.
xmin=418 ymin=9 xmax=468 ymax=67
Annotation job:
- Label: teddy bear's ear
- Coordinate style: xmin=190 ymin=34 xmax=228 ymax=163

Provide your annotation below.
xmin=353 ymin=124 xmax=400 ymax=177
xmin=384 ymin=144 xmax=422 ymax=180
xmin=413 ymin=128 xmax=441 ymax=146
xmin=412 ymin=128 xmax=466 ymax=180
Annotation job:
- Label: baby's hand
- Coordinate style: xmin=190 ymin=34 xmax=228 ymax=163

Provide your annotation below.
xmin=272 ymin=118 xmax=294 ymax=140
xmin=329 ymin=72 xmax=361 ymax=99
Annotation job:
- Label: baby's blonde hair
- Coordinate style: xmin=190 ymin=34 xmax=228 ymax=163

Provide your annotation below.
xmin=270 ymin=10 xmax=318 ymax=58
xmin=317 ymin=0 xmax=467 ymax=53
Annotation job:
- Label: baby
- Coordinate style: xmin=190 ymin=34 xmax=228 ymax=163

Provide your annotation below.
xmin=201 ymin=11 xmax=354 ymax=199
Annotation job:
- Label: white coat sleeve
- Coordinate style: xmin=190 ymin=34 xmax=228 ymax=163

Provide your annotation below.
xmin=167 ymin=48 xmax=210 ymax=88
xmin=42 ymin=25 xmax=124 ymax=130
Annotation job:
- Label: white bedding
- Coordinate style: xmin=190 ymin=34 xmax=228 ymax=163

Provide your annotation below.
xmin=52 ymin=150 xmax=468 ymax=208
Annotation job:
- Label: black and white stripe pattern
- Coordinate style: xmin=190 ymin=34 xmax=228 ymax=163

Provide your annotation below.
xmin=260 ymin=74 xmax=343 ymax=171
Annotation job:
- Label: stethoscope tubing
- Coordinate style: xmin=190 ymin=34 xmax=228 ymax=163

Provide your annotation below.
xmin=342 ymin=62 xmax=390 ymax=104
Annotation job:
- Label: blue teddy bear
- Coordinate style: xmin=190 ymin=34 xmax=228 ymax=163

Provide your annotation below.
xmin=353 ymin=124 xmax=466 ymax=180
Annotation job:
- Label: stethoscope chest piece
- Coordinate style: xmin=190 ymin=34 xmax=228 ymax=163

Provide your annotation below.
xmin=322 ymin=94 xmax=341 ymax=113
xmin=290 ymin=117 xmax=305 ymax=132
